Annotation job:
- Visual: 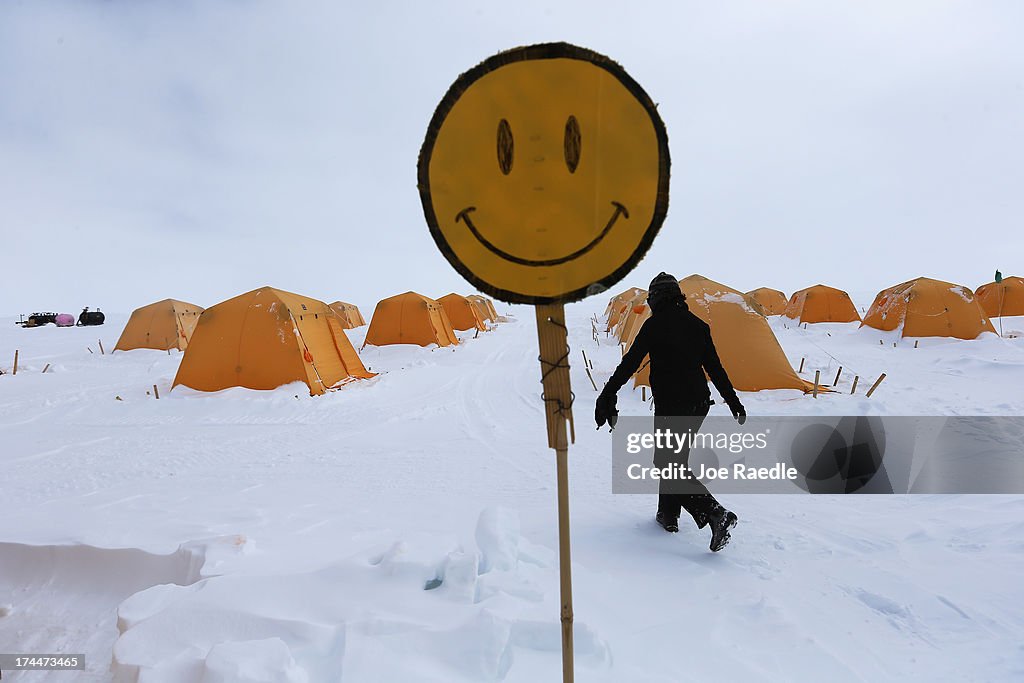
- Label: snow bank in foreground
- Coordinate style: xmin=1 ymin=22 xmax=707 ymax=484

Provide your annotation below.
xmin=110 ymin=509 xmax=609 ymax=682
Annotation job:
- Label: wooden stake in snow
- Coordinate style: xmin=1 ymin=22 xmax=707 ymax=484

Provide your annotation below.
xmin=581 ymin=349 xmax=591 ymax=371
xmin=98 ymin=339 xmax=105 ymax=355
xmin=851 ymin=376 xmax=859 ymax=394
xmin=914 ymin=340 xmax=919 ymax=348
xmin=865 ymin=373 xmax=887 ymax=398
xmin=534 ymin=304 xmax=576 ymax=683
xmin=642 ymin=386 xmax=647 ymax=402
xmin=584 ymin=366 xmax=598 ymax=391
xmin=153 ymin=383 xmax=160 ymax=400
xmin=42 ymin=363 xmax=50 ymax=374
xmin=87 ymin=347 xmax=94 ymax=354
xmin=13 ymin=349 xmax=18 ymax=375
xmin=813 ymin=370 xmax=820 ymax=398
xmin=833 ymin=366 xmax=842 ymax=387
xmin=798 ymin=357 xmax=805 ymax=373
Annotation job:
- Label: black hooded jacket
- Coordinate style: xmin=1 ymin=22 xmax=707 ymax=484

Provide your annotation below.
xmin=604 ymin=297 xmax=740 ymax=412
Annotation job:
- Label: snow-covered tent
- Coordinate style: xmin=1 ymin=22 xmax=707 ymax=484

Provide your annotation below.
xmin=862 ymin=277 xmax=996 ymax=339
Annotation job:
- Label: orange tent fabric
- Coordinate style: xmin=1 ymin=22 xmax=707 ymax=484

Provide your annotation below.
xmin=606 ymin=288 xmax=646 ymax=331
xmin=467 ymin=294 xmax=497 ymax=322
xmin=328 ymin=301 xmax=366 ymax=329
xmin=438 ymin=293 xmax=486 ymax=331
xmin=605 ymin=286 xmax=645 ymax=318
xmin=364 ymin=292 xmax=460 ymax=347
xmin=115 ymin=299 xmax=204 ymax=352
xmin=784 ymin=284 xmax=861 ymax=323
xmin=468 ymin=297 xmax=491 ymax=322
xmin=679 ymin=275 xmax=766 ymax=317
xmin=862 ymin=277 xmax=996 ymax=339
xmin=746 ymin=287 xmax=788 ymax=316
xmin=617 ymin=301 xmax=651 ymax=346
xmin=609 ymin=290 xmax=648 ymax=335
xmin=975 ymin=276 xmax=1024 ymax=318
xmin=173 ymin=287 xmax=374 ymax=396
xmin=630 ymin=275 xmax=813 ymax=392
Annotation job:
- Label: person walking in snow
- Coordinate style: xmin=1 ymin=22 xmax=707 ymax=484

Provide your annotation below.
xmin=595 ymin=272 xmax=746 ymax=551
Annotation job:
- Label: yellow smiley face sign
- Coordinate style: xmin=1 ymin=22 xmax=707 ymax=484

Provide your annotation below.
xmin=418 ymin=43 xmax=670 ymax=304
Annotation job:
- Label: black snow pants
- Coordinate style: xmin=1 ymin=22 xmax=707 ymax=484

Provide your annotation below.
xmin=653 ymin=399 xmax=723 ymax=528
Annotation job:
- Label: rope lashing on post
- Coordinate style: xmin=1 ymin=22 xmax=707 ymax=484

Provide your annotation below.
xmin=538 ymin=315 xmax=575 ymax=418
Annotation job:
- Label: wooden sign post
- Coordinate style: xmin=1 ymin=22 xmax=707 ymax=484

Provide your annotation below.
xmin=418 ymin=43 xmax=669 ymax=683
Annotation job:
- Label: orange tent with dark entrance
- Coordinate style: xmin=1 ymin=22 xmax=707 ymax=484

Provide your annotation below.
xmin=862 ymin=277 xmax=996 ymax=339
xmin=746 ymin=288 xmax=788 ymax=316
xmin=115 ymin=299 xmax=204 ymax=352
xmin=172 ymin=287 xmax=374 ymax=396
xmin=329 ymin=301 xmax=366 ymax=329
xmin=438 ymin=293 xmax=486 ymax=332
xmin=628 ymin=275 xmax=813 ymax=393
xmin=784 ymin=284 xmax=861 ymax=323
xmin=364 ymin=292 xmax=459 ymax=347
xmin=975 ymin=276 xmax=1024 ymax=318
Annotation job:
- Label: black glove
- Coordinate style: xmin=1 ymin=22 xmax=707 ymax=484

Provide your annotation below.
xmin=595 ymin=390 xmax=618 ymax=430
xmin=728 ymin=399 xmax=746 ymax=426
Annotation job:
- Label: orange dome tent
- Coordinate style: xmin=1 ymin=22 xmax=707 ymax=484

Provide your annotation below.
xmin=630 ymin=275 xmax=813 ymax=392
xmin=605 ymin=286 xmax=645 ymax=318
xmin=478 ymin=295 xmax=499 ymax=321
xmin=609 ymin=289 xmax=648 ymax=335
xmin=438 ymin=293 xmax=486 ymax=332
xmin=784 ymin=284 xmax=861 ymax=323
xmin=364 ymin=292 xmax=459 ymax=347
xmin=617 ymin=301 xmax=651 ymax=346
xmin=605 ymin=288 xmax=646 ymax=331
xmin=746 ymin=287 xmax=788 ymax=316
xmin=328 ymin=301 xmax=366 ymax=329
xmin=172 ymin=287 xmax=374 ymax=396
xmin=975 ymin=276 xmax=1024 ymax=318
xmin=115 ymin=299 xmax=204 ymax=352
xmin=465 ymin=294 xmax=494 ymax=323
xmin=862 ymin=277 xmax=996 ymax=339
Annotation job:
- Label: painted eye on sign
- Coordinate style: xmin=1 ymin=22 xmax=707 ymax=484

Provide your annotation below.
xmin=418 ymin=42 xmax=670 ymax=305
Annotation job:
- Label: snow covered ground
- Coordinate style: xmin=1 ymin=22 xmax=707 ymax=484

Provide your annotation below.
xmin=2 ymin=301 xmax=1023 ymax=682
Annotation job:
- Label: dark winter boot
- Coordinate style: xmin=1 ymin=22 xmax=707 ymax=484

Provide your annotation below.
xmin=708 ymin=508 xmax=738 ymax=552
xmin=656 ymin=511 xmax=679 ymax=533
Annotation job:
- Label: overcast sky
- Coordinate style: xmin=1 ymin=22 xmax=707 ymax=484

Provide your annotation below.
xmin=2 ymin=0 xmax=1022 ymax=315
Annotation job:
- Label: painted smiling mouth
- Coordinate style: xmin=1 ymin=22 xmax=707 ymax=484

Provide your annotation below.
xmin=455 ymin=201 xmax=629 ymax=267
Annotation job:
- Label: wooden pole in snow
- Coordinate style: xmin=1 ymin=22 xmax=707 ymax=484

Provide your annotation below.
xmin=153 ymin=383 xmax=160 ymax=400
xmin=98 ymin=339 xmax=105 ymax=355
xmin=833 ymin=366 xmax=842 ymax=387
xmin=13 ymin=350 xmax=18 ymax=375
xmin=42 ymin=363 xmax=50 ymax=374
xmin=813 ymin=370 xmax=820 ymax=398
xmin=534 ymin=304 xmax=575 ymax=683
xmin=798 ymin=357 xmax=805 ymax=373
xmin=851 ymin=376 xmax=859 ymax=394
xmin=866 ymin=373 xmax=887 ymax=398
